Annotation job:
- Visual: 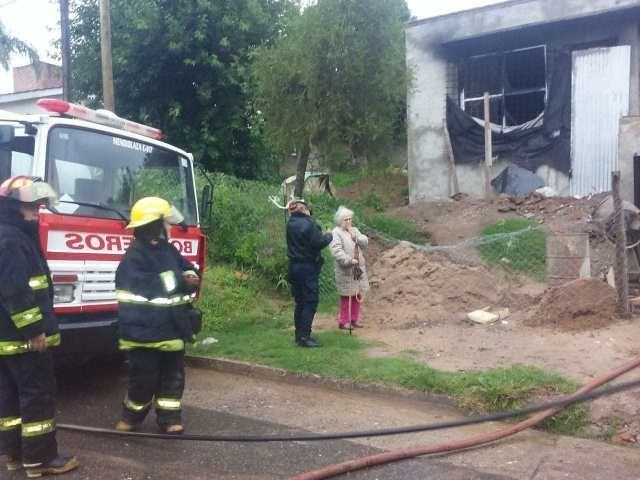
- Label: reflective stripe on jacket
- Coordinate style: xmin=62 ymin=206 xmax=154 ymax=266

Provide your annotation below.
xmin=115 ymin=238 xmax=198 ymax=349
xmin=0 ymin=199 xmax=58 ymax=351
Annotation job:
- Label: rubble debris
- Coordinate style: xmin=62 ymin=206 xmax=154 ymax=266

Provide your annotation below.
xmin=467 ymin=309 xmax=499 ymax=325
xmin=467 ymin=307 xmax=510 ymax=325
xmin=451 ymin=192 xmax=469 ymax=201
xmin=535 ymin=186 xmax=559 ymax=198
xmin=527 ymin=278 xmax=618 ymax=331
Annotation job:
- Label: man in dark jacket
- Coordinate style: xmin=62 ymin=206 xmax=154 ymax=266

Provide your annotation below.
xmin=286 ymin=198 xmax=332 ymax=347
xmin=0 ymin=176 xmax=78 ymax=477
xmin=115 ymin=197 xmax=200 ymax=434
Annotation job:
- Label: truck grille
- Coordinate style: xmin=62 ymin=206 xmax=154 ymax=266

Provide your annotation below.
xmin=81 ymin=269 xmax=117 ymax=303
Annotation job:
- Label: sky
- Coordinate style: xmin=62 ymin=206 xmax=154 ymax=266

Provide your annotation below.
xmin=0 ymin=0 xmax=507 ymax=94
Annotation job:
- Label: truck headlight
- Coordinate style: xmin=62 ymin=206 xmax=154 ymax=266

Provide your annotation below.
xmin=54 ymin=284 xmax=75 ymax=304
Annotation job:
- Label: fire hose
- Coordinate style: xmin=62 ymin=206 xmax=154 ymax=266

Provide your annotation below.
xmin=289 ymin=355 xmax=640 ymax=480
xmin=58 ymin=356 xmax=640 ymax=479
xmin=59 ymin=374 xmax=640 ymax=443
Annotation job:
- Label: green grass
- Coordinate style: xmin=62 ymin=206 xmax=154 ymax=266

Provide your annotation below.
xmin=332 ymin=171 xmax=362 ymax=188
xmin=199 ymin=173 xmax=424 ymax=301
xmin=362 ymin=213 xmax=428 ymax=244
xmin=478 ymin=219 xmax=546 ymax=280
xmin=191 ymin=264 xmax=587 ymax=435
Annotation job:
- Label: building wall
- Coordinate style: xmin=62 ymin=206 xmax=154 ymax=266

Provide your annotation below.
xmin=13 ymin=63 xmax=62 ymax=93
xmin=0 ymin=90 xmax=63 ymax=114
xmin=407 ymin=0 xmax=640 ymax=203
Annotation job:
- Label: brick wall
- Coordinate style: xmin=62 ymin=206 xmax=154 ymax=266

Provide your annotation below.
xmin=13 ymin=63 xmax=62 ymax=93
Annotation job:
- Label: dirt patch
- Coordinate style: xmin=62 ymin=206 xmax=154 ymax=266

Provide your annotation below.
xmin=336 ymin=172 xmax=409 ymax=209
xmin=527 ymin=278 xmax=618 ymax=331
xmin=364 ymin=244 xmax=538 ymax=329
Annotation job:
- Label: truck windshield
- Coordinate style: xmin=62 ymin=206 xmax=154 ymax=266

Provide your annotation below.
xmin=0 ymin=124 xmax=35 ymax=183
xmin=46 ymin=126 xmax=197 ymax=225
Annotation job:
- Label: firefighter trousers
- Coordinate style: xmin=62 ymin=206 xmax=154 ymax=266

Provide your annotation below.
xmin=122 ymin=349 xmax=185 ymax=428
xmin=0 ymin=351 xmax=58 ymax=466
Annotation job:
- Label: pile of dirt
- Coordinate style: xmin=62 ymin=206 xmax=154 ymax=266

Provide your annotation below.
xmin=527 ymin=278 xmax=618 ymax=331
xmin=363 ymin=244 xmax=534 ymax=328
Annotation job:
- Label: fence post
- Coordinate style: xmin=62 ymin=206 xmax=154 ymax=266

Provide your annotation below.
xmin=483 ymin=92 xmax=493 ymax=198
xmin=612 ymin=171 xmax=631 ymax=317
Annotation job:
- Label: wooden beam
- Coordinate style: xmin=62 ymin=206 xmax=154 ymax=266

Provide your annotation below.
xmin=483 ymin=92 xmax=493 ymax=197
xmin=443 ymin=120 xmax=460 ymax=197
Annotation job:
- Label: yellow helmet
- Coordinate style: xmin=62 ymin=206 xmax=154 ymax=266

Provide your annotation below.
xmin=127 ymin=197 xmax=184 ymax=229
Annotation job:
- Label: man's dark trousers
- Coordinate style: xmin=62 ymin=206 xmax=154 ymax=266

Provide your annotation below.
xmin=289 ymin=262 xmax=320 ymax=340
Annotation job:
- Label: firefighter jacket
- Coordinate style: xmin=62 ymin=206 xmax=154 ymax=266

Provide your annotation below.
xmin=116 ymin=237 xmax=199 ymax=352
xmin=0 ymin=199 xmax=59 ymax=355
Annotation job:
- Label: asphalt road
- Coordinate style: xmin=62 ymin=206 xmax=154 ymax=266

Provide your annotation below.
xmin=5 ymin=359 xmax=513 ymax=480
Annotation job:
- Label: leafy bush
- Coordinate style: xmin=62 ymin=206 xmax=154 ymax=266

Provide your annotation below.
xmin=200 ymin=173 xmax=426 ymax=295
xmin=206 ymin=174 xmax=288 ymax=286
xmin=361 ymin=191 xmax=385 ymax=212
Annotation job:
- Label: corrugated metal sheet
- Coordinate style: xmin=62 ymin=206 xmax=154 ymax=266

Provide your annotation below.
xmin=570 ymin=46 xmax=630 ymax=197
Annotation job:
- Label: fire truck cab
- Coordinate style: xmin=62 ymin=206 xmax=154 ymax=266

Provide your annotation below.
xmin=0 ymin=100 xmax=207 ymax=356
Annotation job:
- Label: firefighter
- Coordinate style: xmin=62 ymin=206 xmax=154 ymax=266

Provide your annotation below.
xmin=0 ymin=176 xmax=79 ymax=477
xmin=115 ymin=197 xmax=201 ymax=434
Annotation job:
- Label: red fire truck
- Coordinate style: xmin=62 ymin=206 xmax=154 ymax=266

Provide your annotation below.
xmin=0 ymin=99 xmax=209 ymax=355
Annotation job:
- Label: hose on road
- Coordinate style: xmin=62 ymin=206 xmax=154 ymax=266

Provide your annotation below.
xmin=59 ymin=370 xmax=640 ymax=444
xmin=289 ymin=355 xmax=640 ymax=480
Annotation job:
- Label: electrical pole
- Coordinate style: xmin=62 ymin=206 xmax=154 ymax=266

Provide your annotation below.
xmin=99 ymin=0 xmax=115 ymax=111
xmin=60 ymin=0 xmax=71 ymax=101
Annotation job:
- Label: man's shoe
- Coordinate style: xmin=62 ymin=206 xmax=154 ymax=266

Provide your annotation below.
xmin=5 ymin=454 xmax=21 ymax=471
xmin=296 ymin=337 xmax=320 ymax=348
xmin=338 ymin=323 xmax=351 ymax=330
xmin=351 ymin=323 xmax=364 ymax=328
xmin=25 ymin=455 xmax=79 ymax=478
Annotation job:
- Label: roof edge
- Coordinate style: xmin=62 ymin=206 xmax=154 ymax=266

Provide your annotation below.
xmin=406 ymin=0 xmax=538 ymax=28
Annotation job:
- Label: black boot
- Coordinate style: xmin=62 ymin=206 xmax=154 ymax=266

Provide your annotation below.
xmin=25 ymin=455 xmax=79 ymax=478
xmin=296 ymin=336 xmax=320 ymax=348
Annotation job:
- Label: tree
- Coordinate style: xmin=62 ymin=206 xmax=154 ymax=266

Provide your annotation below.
xmin=0 ymin=21 xmax=38 ymax=70
xmin=252 ymin=0 xmax=410 ymax=196
xmin=69 ymin=0 xmax=298 ymax=178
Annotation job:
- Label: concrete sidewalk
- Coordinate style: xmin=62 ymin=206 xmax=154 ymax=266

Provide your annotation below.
xmin=185 ymin=356 xmax=640 ymax=479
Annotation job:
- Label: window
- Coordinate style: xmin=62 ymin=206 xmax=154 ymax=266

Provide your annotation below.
xmin=459 ymin=46 xmax=547 ymax=128
xmin=46 ymin=127 xmax=198 ymax=225
xmin=0 ymin=125 xmax=35 ymax=183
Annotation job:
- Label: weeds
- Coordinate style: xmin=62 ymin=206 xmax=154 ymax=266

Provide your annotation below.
xmin=332 ymin=171 xmax=362 ymax=188
xmin=478 ymin=219 xmax=546 ymax=280
xmin=362 ymin=213 xmax=428 ymax=244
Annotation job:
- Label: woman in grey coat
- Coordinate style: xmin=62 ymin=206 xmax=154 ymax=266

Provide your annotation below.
xmin=330 ymin=206 xmax=369 ymax=329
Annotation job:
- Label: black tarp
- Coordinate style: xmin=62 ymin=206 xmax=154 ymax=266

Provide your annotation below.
xmin=491 ymin=164 xmax=545 ymax=197
xmin=447 ymin=50 xmax=572 ymax=175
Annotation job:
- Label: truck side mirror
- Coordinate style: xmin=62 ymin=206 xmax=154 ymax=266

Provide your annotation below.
xmin=0 ymin=125 xmax=15 ymax=145
xmin=200 ymin=184 xmax=213 ymax=227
